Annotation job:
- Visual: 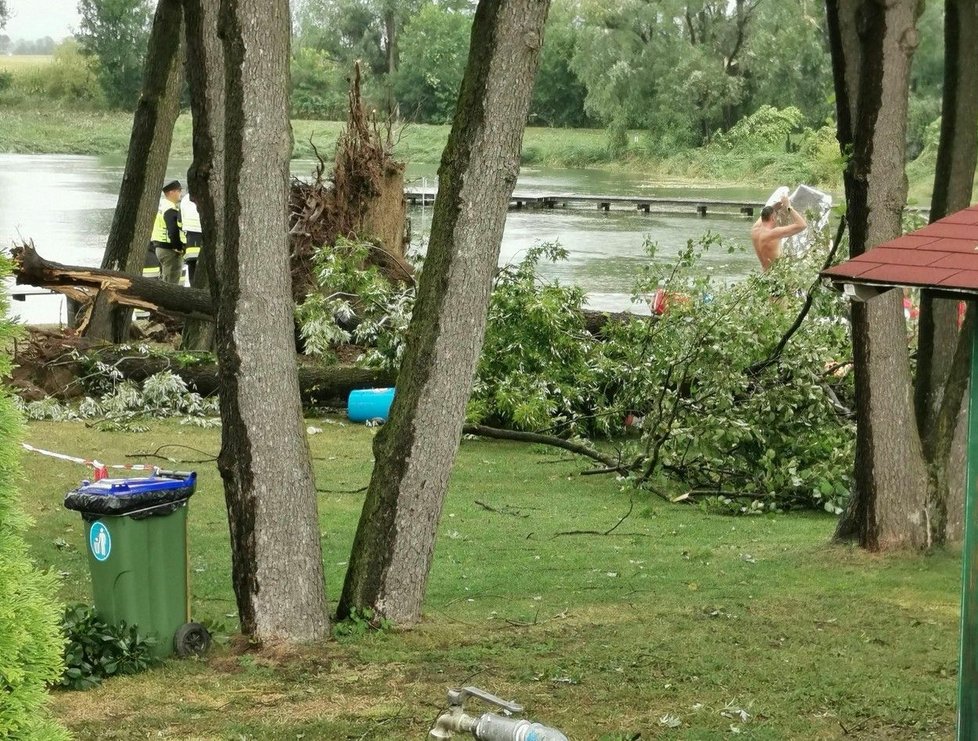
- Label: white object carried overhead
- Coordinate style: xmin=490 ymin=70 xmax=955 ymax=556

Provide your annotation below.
xmin=765 ymin=186 xmax=790 ymax=208
xmin=763 ymin=184 xmax=833 ymax=258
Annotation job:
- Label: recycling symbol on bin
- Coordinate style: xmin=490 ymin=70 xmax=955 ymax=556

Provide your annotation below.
xmin=89 ymin=521 xmax=112 ymax=562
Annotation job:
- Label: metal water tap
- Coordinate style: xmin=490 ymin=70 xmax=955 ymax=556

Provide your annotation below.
xmin=428 ymin=686 xmax=569 ymax=741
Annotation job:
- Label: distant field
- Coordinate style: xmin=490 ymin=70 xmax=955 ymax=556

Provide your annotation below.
xmin=0 ymin=54 xmax=54 ymax=72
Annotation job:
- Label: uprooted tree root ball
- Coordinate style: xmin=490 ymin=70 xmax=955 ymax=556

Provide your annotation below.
xmin=289 ymin=62 xmax=410 ymax=301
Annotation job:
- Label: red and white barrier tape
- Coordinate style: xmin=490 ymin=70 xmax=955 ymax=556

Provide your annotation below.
xmin=21 ymin=443 xmax=156 ymax=481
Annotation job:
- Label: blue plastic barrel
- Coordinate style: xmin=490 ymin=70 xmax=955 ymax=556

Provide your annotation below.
xmin=347 ymin=387 xmax=395 ymax=423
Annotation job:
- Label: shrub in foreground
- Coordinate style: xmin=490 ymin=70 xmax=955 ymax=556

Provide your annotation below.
xmin=0 ymin=257 xmax=67 ymax=739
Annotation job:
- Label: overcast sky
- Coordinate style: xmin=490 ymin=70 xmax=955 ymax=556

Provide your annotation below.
xmin=4 ymin=0 xmax=80 ymax=40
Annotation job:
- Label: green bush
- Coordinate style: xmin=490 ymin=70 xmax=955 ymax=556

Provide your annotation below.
xmin=60 ymin=604 xmax=160 ymax=691
xmin=0 ymin=40 xmax=105 ymax=109
xmin=711 ymin=105 xmax=804 ymax=151
xmin=290 ymin=47 xmax=349 ymax=120
xmin=612 ymin=235 xmax=853 ymax=513
xmin=471 ymin=243 xmax=606 ymax=435
xmin=296 ymin=230 xmax=854 ymax=512
xmin=0 ymin=255 xmax=68 ymax=739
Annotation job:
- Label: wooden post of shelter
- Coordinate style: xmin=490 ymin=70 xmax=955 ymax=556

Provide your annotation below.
xmin=820 ymin=204 xmax=978 ymax=739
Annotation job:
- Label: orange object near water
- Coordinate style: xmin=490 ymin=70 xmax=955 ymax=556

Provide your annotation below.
xmin=649 ymin=289 xmax=690 ymax=315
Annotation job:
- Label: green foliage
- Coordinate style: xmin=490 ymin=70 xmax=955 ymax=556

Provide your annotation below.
xmin=296 ymin=237 xmax=414 ymax=368
xmin=291 ymin=47 xmax=350 ymax=120
xmin=911 ymin=0 xmax=945 ymax=104
xmin=471 ymin=243 xmax=607 ymax=435
xmin=60 ymin=604 xmax=159 ymax=691
xmin=298 ymin=227 xmax=853 ymax=512
xmin=480 ymin=237 xmax=853 ymax=512
xmin=711 ymin=106 xmax=804 ymax=151
xmin=568 ymin=0 xmax=833 ymax=146
xmin=0 ymin=256 xmax=68 ymax=738
xmin=332 ymin=607 xmax=392 ymax=639
xmin=798 ymin=124 xmax=845 ymax=184
xmin=529 ymin=2 xmax=591 ymax=128
xmin=10 ymin=37 xmax=56 ymax=55
xmin=610 ymin=234 xmax=853 ymax=513
xmin=471 ymin=230 xmax=854 ymax=512
xmin=906 ymin=97 xmax=941 ymax=160
xmin=392 ymin=3 xmax=472 ymax=123
xmin=77 ymin=0 xmax=152 ymax=109
xmin=0 ymin=40 xmax=105 ymax=109
xmin=743 ymin=0 xmax=834 ymax=129
xmin=16 ymin=370 xmax=219 ymax=429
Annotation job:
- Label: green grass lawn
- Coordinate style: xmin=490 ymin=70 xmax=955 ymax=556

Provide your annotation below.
xmin=20 ymin=418 xmax=960 ymax=739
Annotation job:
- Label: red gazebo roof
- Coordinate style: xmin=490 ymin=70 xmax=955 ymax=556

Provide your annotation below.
xmin=821 ymin=204 xmax=978 ymax=293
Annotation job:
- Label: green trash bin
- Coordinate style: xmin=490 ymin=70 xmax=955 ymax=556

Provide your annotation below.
xmin=64 ymin=470 xmax=210 ymax=659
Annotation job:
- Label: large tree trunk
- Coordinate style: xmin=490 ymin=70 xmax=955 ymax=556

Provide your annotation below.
xmin=913 ymin=0 xmax=978 ymax=544
xmin=337 ymin=0 xmax=551 ymax=626
xmin=181 ymin=0 xmax=226 ymax=351
xmin=216 ymin=0 xmax=328 ymax=641
xmin=84 ymin=0 xmax=185 ymax=342
xmin=827 ymin=0 xmax=929 ymax=549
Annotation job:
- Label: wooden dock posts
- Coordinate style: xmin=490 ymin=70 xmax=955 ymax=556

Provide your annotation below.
xmin=404 ymin=189 xmax=763 ymax=217
xmin=404 ymin=188 xmax=928 ymax=220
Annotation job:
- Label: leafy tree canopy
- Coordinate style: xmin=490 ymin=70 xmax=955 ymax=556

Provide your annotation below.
xmin=569 ymin=0 xmax=833 ymax=147
xmin=392 ymin=3 xmax=472 ymax=123
xmin=77 ymin=0 xmax=153 ymax=109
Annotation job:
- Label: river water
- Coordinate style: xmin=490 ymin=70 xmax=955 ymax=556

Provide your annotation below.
xmin=0 ymin=153 xmax=770 ymax=324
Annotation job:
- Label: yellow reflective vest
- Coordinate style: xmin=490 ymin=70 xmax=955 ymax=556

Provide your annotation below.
xmin=152 ymin=199 xmax=181 ymax=245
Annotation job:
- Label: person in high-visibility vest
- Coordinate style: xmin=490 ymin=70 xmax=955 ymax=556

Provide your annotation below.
xmin=151 ymin=180 xmax=184 ymax=283
xmin=180 ymin=193 xmax=203 ymax=284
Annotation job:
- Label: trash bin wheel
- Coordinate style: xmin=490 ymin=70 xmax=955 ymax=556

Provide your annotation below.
xmin=174 ymin=622 xmax=211 ymax=658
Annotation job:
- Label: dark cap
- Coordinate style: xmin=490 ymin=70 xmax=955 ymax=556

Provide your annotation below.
xmin=162 ymin=180 xmax=182 ymax=193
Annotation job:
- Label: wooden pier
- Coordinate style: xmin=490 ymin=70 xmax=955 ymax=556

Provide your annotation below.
xmin=405 ymin=189 xmax=930 ymax=219
xmin=405 ymin=189 xmax=766 ymax=217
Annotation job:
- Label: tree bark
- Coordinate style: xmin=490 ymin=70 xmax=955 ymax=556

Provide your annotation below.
xmin=216 ymin=0 xmax=328 ymax=641
xmin=181 ymin=0 xmax=226 ymax=351
xmin=85 ymin=0 xmax=185 ymax=342
xmin=338 ymin=0 xmax=551 ymax=626
xmin=912 ymin=0 xmax=978 ymax=543
xmin=827 ymin=0 xmax=929 ymax=549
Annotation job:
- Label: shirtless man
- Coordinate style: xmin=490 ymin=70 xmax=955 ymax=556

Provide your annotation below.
xmin=751 ymin=194 xmax=808 ymax=271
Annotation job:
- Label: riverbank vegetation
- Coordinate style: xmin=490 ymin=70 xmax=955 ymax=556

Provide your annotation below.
xmin=0 ymin=103 xmax=951 ymax=202
xmin=20 ymin=418 xmax=958 ymax=739
xmin=0 ymin=0 xmax=954 ymax=202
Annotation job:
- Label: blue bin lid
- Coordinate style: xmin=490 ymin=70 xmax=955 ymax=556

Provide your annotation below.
xmin=75 ymin=473 xmax=196 ymax=497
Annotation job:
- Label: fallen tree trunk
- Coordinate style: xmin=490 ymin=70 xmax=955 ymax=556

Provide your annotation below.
xmin=12 ymin=243 xmax=213 ymax=325
xmin=8 ymin=332 xmax=394 ymax=407
xmin=13 ymin=243 xmax=647 ymax=342
xmin=93 ymin=352 xmax=395 ymax=407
